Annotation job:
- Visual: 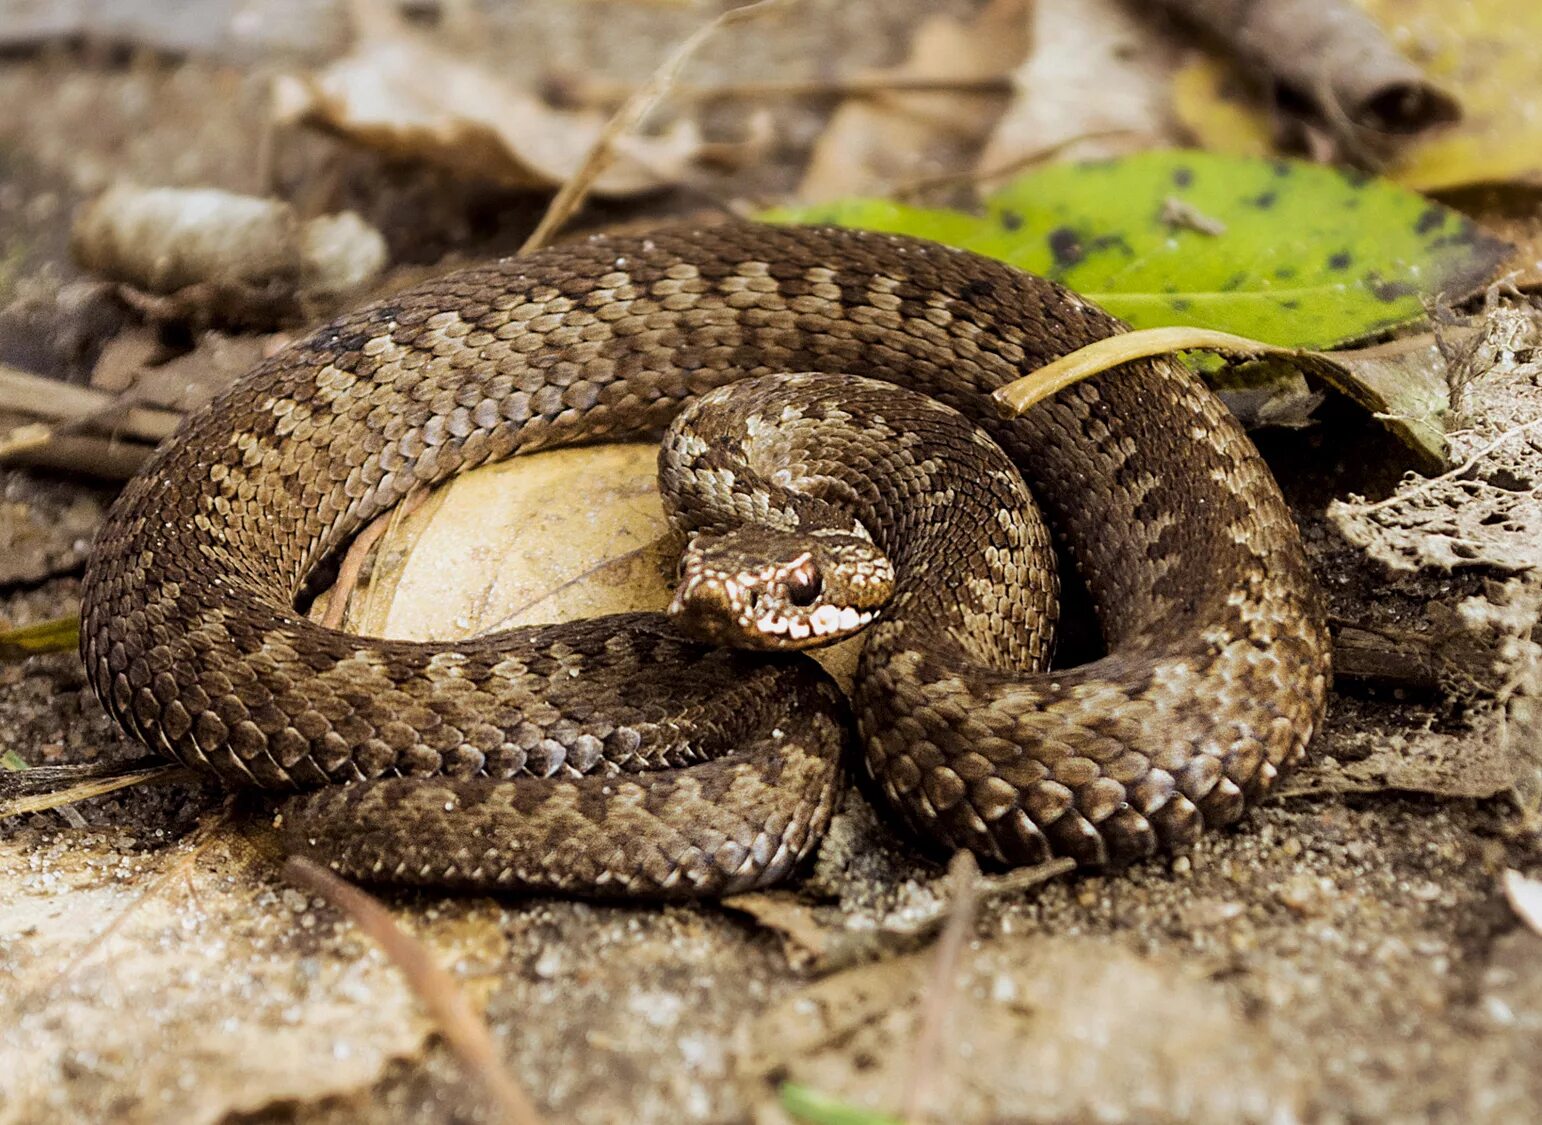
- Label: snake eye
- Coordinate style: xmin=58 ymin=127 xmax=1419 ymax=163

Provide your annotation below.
xmin=784 ymin=565 xmax=823 ymax=606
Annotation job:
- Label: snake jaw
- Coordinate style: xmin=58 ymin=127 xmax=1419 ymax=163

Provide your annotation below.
xmin=669 ymin=529 xmax=893 ymax=651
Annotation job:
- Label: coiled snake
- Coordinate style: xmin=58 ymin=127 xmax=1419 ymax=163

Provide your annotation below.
xmin=80 ymin=224 xmax=1330 ymax=897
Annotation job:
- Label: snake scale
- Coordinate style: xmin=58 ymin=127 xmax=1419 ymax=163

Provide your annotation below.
xmin=80 ymin=223 xmax=1330 ymax=897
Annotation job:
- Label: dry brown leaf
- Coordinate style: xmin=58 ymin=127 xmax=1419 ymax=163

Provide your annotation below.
xmin=338 ymin=443 xmax=673 ymax=641
xmin=798 ymin=0 xmax=1030 ymax=201
xmin=1330 ymin=306 xmax=1542 ymax=574
xmin=273 ymin=5 xmax=704 ymax=197
xmin=331 ymin=440 xmax=863 ymax=688
xmin=73 ymin=185 xmax=386 ymax=299
xmin=72 ymin=185 xmax=387 ymax=328
xmin=976 ymin=0 xmax=1185 ymax=183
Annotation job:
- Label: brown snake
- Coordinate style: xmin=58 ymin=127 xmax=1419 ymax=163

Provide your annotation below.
xmin=80 ymin=223 xmax=1330 ymax=897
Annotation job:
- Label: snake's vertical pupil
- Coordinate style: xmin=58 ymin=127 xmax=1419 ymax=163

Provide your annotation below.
xmin=785 ymin=566 xmax=823 ymax=606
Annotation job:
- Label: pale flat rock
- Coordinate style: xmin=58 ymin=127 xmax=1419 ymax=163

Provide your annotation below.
xmin=741 ymin=935 xmax=1307 ymax=1124
xmin=0 ymin=825 xmax=433 ymax=1123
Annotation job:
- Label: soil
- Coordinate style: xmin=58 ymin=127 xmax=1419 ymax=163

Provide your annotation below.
xmin=2 ymin=3 xmax=1541 ymax=1123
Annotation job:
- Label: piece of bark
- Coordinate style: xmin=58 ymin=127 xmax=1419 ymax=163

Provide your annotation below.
xmin=1152 ymin=0 xmax=1459 ymax=134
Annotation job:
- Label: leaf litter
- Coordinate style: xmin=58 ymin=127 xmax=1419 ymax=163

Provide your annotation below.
xmin=5 ymin=1 xmax=1542 ymax=1122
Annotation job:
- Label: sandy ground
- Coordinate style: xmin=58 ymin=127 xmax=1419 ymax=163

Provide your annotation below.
xmin=3 ymin=2 xmax=1542 ymax=1122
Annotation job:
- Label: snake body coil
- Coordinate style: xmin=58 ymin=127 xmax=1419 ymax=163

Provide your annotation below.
xmin=80 ymin=224 xmax=1330 ymax=896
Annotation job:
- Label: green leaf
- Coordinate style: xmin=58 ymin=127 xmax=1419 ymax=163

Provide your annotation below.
xmin=767 ymin=150 xmax=1510 ymax=349
xmin=778 ymin=1084 xmax=904 ymax=1125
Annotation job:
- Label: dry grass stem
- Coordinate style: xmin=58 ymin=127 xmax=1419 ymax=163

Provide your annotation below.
xmin=904 ymin=850 xmax=981 ymax=1122
xmin=521 ymin=0 xmax=790 ymax=253
xmin=284 ymin=857 xmax=547 ymax=1125
xmin=1338 ymin=416 xmax=1542 ymax=516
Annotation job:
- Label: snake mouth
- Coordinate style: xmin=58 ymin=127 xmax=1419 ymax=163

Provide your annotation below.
xmin=667 ymin=574 xmax=876 ymax=651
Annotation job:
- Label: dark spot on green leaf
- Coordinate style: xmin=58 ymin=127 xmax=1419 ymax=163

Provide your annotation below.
xmin=999 ymin=208 xmax=1023 ymax=231
xmin=1275 ymin=266 xmax=1297 ymax=280
xmin=1280 ymin=299 xmax=1300 ymax=310
xmin=1328 ymin=251 xmax=1352 ymax=271
xmin=1368 ymin=275 xmax=1417 ymax=302
xmin=1170 ymin=298 xmax=1192 ymax=312
xmin=1089 ymin=233 xmax=1134 ymax=258
xmin=1249 ymin=190 xmax=1277 ymax=209
xmin=1047 ymin=227 xmax=1084 ymax=268
xmin=1414 ymin=206 xmax=1446 ymax=235
xmin=1172 ymin=167 xmax=1193 ymax=187
xmin=1342 ymin=167 xmax=1372 ymax=187
xmin=1221 ymin=272 xmax=1248 ymax=291
xmin=1270 ymin=160 xmax=1293 ymax=177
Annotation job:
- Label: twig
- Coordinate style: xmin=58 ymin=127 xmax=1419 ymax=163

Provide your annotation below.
xmin=904 ymin=851 xmax=980 ymax=1122
xmin=520 ymin=0 xmax=791 ymax=254
xmin=0 ymin=361 xmax=181 ymax=445
xmin=1337 ymin=416 xmax=1542 ymax=515
xmin=569 ymin=73 xmax=1013 ymax=106
xmin=0 ymin=432 xmax=154 ymax=479
xmin=284 ymin=857 xmax=546 ymax=1125
xmin=0 ymin=422 xmax=53 ymax=458
xmin=321 ymin=484 xmax=430 ymax=630
xmin=321 ymin=508 xmax=395 ymax=630
xmin=891 ymin=129 xmax=1141 ymax=201
xmin=1150 ymin=0 xmax=1459 ymax=135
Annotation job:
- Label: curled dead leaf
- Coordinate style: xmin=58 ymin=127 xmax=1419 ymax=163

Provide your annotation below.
xmin=272 ymin=9 xmax=705 ymax=197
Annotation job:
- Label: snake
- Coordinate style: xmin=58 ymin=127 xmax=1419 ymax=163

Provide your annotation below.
xmin=80 ymin=223 xmax=1330 ymax=897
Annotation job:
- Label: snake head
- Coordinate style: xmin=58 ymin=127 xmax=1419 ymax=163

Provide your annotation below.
xmin=669 ymin=527 xmax=894 ymax=651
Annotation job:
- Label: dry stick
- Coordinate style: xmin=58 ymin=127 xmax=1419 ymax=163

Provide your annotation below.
xmin=573 ymin=73 xmax=1014 ymax=105
xmin=285 ymin=857 xmax=546 ymax=1125
xmin=891 ymin=129 xmax=1143 ymax=201
xmin=1336 ymin=416 xmax=1542 ymax=516
xmin=520 ymin=0 xmax=791 ymax=255
xmin=0 ymin=421 xmax=52 ymax=458
xmin=904 ymin=851 xmax=981 ymax=1123
xmin=0 ymin=433 xmax=154 ymax=479
xmin=321 ymin=508 xmax=397 ymax=631
xmin=321 ymin=483 xmax=431 ymax=631
xmin=0 ymin=361 xmax=182 ymax=445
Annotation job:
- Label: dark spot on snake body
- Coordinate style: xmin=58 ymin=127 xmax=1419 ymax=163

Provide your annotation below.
xmin=960 ymin=277 xmax=996 ymax=302
xmin=1047 ymin=227 xmax=1084 ymax=269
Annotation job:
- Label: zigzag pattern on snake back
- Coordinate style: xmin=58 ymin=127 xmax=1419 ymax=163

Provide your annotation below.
xmin=79 ymin=223 xmax=1331 ymax=897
